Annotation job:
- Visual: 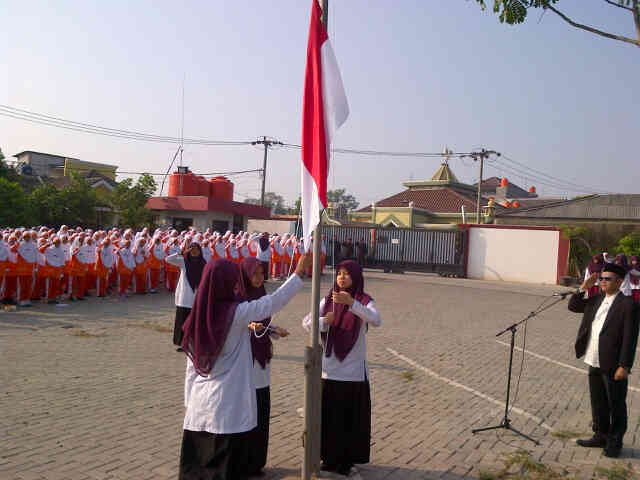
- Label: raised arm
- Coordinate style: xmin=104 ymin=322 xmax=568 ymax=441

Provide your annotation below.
xmin=351 ymin=299 xmax=382 ymax=327
xmin=166 ymin=252 xmax=185 ymax=268
xmin=302 ymin=298 xmax=328 ymax=332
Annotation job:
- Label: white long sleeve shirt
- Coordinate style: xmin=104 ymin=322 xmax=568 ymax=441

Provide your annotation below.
xmin=303 ymin=297 xmax=382 ymax=382
xmin=165 ymin=253 xmax=196 ymax=308
xmin=583 ymin=292 xmax=619 ymax=368
xmin=184 ymin=274 xmax=303 ymax=434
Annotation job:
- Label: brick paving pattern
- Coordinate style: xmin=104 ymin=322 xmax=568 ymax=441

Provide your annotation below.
xmin=1 ymin=271 xmax=639 ymax=479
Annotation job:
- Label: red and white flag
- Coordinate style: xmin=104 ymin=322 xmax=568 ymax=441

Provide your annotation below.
xmin=301 ymin=0 xmax=349 ymax=248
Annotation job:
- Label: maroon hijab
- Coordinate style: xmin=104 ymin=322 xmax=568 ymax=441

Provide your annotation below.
xmin=240 ymin=257 xmax=272 ymax=369
xmin=185 ymin=242 xmax=206 ymax=292
xmin=321 ymin=260 xmax=372 ymax=361
xmin=181 ymin=259 xmax=242 ymax=377
xmin=629 ymin=255 xmax=640 ymax=285
xmin=587 ymin=253 xmax=604 ymax=275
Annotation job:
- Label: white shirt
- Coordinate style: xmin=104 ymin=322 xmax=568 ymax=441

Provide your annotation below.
xmin=303 ymin=297 xmax=382 ymax=381
xmin=184 ymin=274 xmax=303 ymax=434
xmin=583 ymin=292 xmax=619 ymax=368
xmin=165 ymin=253 xmax=197 ymax=308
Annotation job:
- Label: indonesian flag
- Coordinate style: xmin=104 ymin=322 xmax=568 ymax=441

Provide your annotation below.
xmin=301 ymin=0 xmax=349 ymax=248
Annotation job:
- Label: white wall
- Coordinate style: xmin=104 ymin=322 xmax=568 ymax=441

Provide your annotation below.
xmin=467 ymin=227 xmax=559 ymax=284
xmin=248 ymin=219 xmax=297 ymax=235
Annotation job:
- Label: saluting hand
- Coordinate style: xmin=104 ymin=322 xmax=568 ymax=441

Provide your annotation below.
xmin=581 ymin=272 xmax=598 ymax=291
xmin=332 ymin=290 xmax=354 ymax=307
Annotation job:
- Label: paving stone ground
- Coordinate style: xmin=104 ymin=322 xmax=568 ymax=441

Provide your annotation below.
xmin=1 ymin=270 xmax=639 ymax=479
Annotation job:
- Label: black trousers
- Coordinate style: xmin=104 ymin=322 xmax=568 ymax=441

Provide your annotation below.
xmin=588 ymin=366 xmax=628 ymax=446
xmin=179 ymin=429 xmax=250 ymax=480
xmin=247 ymin=387 xmax=270 ymax=474
xmin=173 ymin=306 xmax=191 ymax=346
xmin=261 ymin=261 xmax=269 ymax=280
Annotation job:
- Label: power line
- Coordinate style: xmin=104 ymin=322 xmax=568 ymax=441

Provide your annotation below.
xmin=0 ymin=105 xmax=251 ymax=146
xmin=46 ymin=165 xmax=263 ymax=177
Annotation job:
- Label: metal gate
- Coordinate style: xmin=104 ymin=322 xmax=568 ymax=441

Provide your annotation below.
xmin=323 ymin=225 xmax=467 ymax=276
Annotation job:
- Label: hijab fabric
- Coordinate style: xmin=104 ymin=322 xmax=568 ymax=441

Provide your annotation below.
xmin=181 ymin=259 xmax=242 ymax=376
xmin=241 ymin=257 xmax=273 ymax=369
xmin=321 ymin=260 xmax=372 ymax=362
xmin=185 ymin=242 xmax=206 ymax=292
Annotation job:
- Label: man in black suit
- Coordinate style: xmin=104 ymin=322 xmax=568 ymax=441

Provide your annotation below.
xmin=568 ymin=263 xmax=639 ymax=458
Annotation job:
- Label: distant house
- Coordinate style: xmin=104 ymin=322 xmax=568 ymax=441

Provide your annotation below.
xmin=13 ymin=151 xmax=118 ymax=181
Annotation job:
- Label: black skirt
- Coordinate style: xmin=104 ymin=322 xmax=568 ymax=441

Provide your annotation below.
xmin=173 ymin=306 xmax=191 ymax=346
xmin=247 ymin=386 xmax=270 ymax=474
xmin=321 ymin=378 xmax=371 ymax=468
xmin=179 ymin=429 xmax=250 ymax=480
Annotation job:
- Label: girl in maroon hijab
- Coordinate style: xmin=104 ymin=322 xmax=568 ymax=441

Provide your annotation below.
xmin=240 ymin=257 xmax=290 ymax=476
xmin=585 ymin=254 xmax=605 ymax=298
xmin=303 ymin=260 xmax=382 ymax=477
xmin=179 ymin=254 xmax=311 ymax=480
xmin=629 ymin=255 xmax=640 ymax=303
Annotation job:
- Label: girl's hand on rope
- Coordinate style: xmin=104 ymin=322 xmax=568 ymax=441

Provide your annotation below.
xmin=332 ymin=290 xmax=354 ymax=307
xmin=325 ymin=311 xmax=336 ymax=325
xmin=248 ymin=322 xmax=265 ymax=333
xmin=274 ymin=327 xmax=289 ymax=337
xmin=295 ymin=253 xmax=312 ymax=276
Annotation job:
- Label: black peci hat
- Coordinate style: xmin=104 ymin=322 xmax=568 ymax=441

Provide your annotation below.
xmin=602 ymin=263 xmax=627 ymax=280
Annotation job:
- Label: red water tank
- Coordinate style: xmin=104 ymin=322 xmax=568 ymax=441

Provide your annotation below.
xmin=211 ymin=176 xmax=234 ymax=201
xmin=197 ymin=176 xmax=209 ymax=196
xmin=528 ymin=186 xmax=536 ymax=194
xmin=500 ymin=178 xmax=509 ymax=187
xmin=168 ymin=173 xmax=181 ymax=196
xmin=512 ymin=200 xmax=521 ymax=208
xmin=182 ymin=172 xmax=198 ymax=196
xmin=504 ymin=201 xmax=512 ymax=208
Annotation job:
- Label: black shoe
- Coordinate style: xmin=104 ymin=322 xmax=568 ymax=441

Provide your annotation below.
xmin=576 ymin=435 xmax=607 ymax=448
xmin=176 ymin=347 xmax=184 ymax=352
xmin=336 ymin=463 xmax=354 ymax=476
xmin=604 ymin=445 xmax=622 ymax=458
xmin=320 ymin=462 xmax=337 ymax=472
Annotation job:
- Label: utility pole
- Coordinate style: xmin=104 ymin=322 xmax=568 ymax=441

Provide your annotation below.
xmin=473 ymin=149 xmax=499 ymax=224
xmin=251 ymin=136 xmax=282 ymax=207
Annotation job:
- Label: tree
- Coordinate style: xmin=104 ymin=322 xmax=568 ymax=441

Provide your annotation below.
xmin=29 ymin=174 xmax=100 ymax=227
xmin=244 ymin=192 xmax=288 ymax=214
xmin=108 ymin=173 xmax=157 ymax=229
xmin=474 ymin=0 xmax=640 ymax=48
xmin=0 ymin=177 xmax=30 ymax=227
xmin=327 ymin=188 xmax=359 ymax=211
xmin=616 ymin=232 xmax=640 ymax=257
xmin=560 ymin=225 xmax=592 ymax=277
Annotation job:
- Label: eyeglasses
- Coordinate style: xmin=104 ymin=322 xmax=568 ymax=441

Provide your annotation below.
xmin=599 ymin=276 xmax=615 ymax=281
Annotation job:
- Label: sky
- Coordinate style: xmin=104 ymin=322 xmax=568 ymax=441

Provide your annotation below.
xmin=1 ymin=0 xmax=638 ymax=209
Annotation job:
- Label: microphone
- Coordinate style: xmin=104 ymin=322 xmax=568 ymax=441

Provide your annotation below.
xmin=553 ymin=288 xmax=581 ymax=298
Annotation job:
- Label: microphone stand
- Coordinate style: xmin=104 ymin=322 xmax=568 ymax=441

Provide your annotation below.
xmin=471 ymin=292 xmax=573 ymax=445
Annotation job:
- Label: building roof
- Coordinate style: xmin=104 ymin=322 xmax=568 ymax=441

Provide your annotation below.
xmin=473 ymin=176 xmax=534 ymax=199
xmin=496 ymin=194 xmax=640 ymax=220
xmin=13 ymin=150 xmax=118 ymax=170
xmin=357 ymin=187 xmax=487 ymax=214
xmin=146 ymin=196 xmax=272 ymax=218
xmin=430 ymin=163 xmax=459 ymax=183
xmin=49 ymin=170 xmax=118 ymax=190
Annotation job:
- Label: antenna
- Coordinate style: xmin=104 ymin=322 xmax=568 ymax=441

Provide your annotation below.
xmin=179 ymin=73 xmax=185 ymax=168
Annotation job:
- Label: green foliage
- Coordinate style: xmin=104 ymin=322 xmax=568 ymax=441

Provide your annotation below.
xmin=327 ymin=188 xmax=359 ymax=211
xmin=474 ymin=0 xmax=558 ymax=24
xmin=560 ymin=225 xmax=591 ymax=277
xmin=244 ymin=192 xmax=288 ymax=214
xmin=616 ymin=232 xmax=640 ymax=257
xmin=108 ymin=173 xmax=157 ymax=229
xmin=0 ymin=177 xmax=30 ymax=227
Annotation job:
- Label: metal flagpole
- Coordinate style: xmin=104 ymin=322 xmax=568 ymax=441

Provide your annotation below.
xmin=302 ymin=5 xmax=328 ymax=479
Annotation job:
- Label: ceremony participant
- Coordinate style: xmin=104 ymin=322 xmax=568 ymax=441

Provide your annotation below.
xmin=132 ymin=238 xmax=148 ymax=294
xmin=95 ymin=237 xmax=115 ymax=297
xmin=147 ymin=236 xmax=165 ymax=293
xmin=178 ymin=253 xmax=311 ymax=480
xmin=81 ymin=236 xmax=97 ymax=297
xmin=164 ymin=237 xmax=182 ymax=292
xmin=255 ymin=233 xmax=271 ymax=281
xmin=166 ymin=243 xmax=206 ymax=351
xmin=0 ymin=239 xmax=8 ymax=301
xmin=629 ymin=256 xmax=640 ymax=303
xmin=15 ymin=232 xmax=37 ymax=306
xmin=116 ymin=240 xmax=135 ymax=297
xmin=240 ymin=257 xmax=290 ymax=476
xmin=270 ymin=236 xmax=283 ymax=280
xmin=213 ymin=236 xmax=227 ymax=261
xmin=43 ymin=237 xmax=66 ymax=303
xmin=2 ymin=235 xmax=18 ymax=304
xmin=569 ymin=263 xmax=639 ymax=458
xmin=303 ymin=260 xmax=382 ymax=476
xmin=585 ymin=254 xmax=605 ymax=298
xmin=226 ymin=239 xmax=240 ymax=264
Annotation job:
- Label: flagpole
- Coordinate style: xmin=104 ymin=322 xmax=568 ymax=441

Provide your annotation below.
xmin=302 ymin=3 xmax=328 ymax=478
